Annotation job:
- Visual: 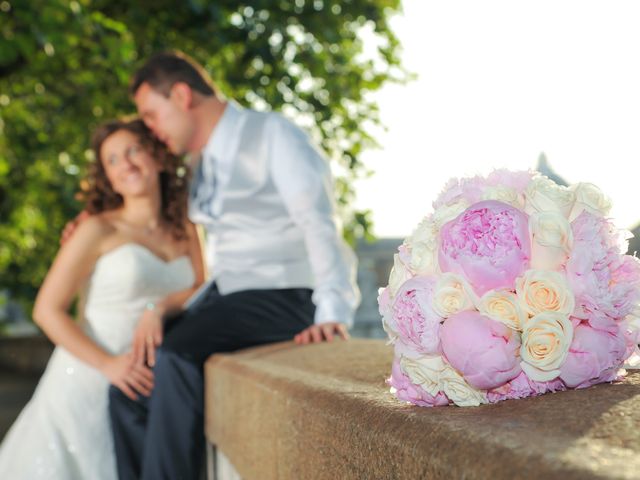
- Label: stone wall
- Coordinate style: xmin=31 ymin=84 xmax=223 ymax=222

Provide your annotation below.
xmin=205 ymin=339 xmax=640 ymax=480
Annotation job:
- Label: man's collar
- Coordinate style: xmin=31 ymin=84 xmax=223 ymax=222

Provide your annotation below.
xmin=201 ymin=101 xmax=243 ymax=161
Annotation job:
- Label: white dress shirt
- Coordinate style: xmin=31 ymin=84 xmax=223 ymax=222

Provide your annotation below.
xmin=189 ymin=102 xmax=360 ymax=326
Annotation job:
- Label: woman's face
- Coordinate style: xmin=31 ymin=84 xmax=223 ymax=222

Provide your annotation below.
xmin=100 ymin=129 xmax=161 ymax=199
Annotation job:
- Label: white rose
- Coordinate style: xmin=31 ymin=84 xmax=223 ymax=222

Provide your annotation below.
xmin=432 ymin=199 xmax=470 ymax=229
xmin=405 ymin=218 xmax=440 ymax=275
xmin=409 ymin=217 xmax=438 ymax=246
xmin=380 ymin=308 xmax=397 ymax=342
xmin=516 ymin=270 xmax=575 ymax=318
xmin=478 ymin=290 xmax=526 ymax=331
xmin=388 ymin=254 xmax=412 ymax=298
xmin=568 ymin=182 xmax=613 ymax=222
xmin=524 ymin=176 xmax=575 ymax=217
xmin=400 ymin=354 xmax=446 ymax=397
xmin=520 ymin=312 xmax=573 ymax=382
xmin=409 ymin=241 xmax=439 ymax=275
xmin=440 ymin=364 xmax=487 ymax=407
xmin=529 ymin=211 xmax=573 ymax=270
xmin=432 ymin=273 xmax=476 ymax=318
xmin=481 ymin=186 xmax=525 ymax=209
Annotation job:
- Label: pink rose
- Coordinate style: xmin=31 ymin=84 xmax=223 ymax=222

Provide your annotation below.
xmin=440 ymin=310 xmax=522 ymax=390
xmin=390 ymin=276 xmax=443 ymax=355
xmin=487 ymin=372 xmax=565 ymax=403
xmin=439 ymin=200 xmax=531 ymax=295
xmin=559 ymin=324 xmax=627 ymax=388
xmin=387 ymin=359 xmax=449 ymax=407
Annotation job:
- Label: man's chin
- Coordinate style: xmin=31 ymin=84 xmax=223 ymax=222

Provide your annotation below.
xmin=167 ymin=143 xmax=186 ymax=156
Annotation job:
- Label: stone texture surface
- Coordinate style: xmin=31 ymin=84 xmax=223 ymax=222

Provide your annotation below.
xmin=205 ymin=339 xmax=640 ymax=480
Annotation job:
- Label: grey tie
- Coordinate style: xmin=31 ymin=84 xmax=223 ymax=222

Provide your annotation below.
xmin=189 ymin=153 xmax=218 ymax=223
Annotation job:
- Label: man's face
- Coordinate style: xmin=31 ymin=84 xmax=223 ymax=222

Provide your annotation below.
xmin=134 ymin=82 xmax=195 ymax=155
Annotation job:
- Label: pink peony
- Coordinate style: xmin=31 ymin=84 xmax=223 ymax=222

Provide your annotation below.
xmin=485 ymin=169 xmax=534 ymax=192
xmin=378 ymin=287 xmax=392 ymax=317
xmin=609 ymin=255 xmax=640 ymax=320
xmin=438 ymin=200 xmax=531 ymax=295
xmin=440 ymin=310 xmax=522 ymax=390
xmin=567 ymin=213 xmax=640 ymax=324
xmin=559 ymin=324 xmax=627 ymax=388
xmin=387 ymin=359 xmax=449 ymax=407
xmin=432 ymin=170 xmax=534 ymax=210
xmin=390 ymin=276 xmax=443 ymax=355
xmin=487 ymin=372 xmax=565 ymax=403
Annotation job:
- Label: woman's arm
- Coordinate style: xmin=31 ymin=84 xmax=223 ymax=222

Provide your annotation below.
xmin=33 ymin=217 xmax=153 ymax=399
xmin=132 ymin=222 xmax=206 ymax=366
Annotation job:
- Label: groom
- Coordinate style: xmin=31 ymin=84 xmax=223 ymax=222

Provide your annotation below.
xmin=108 ymin=51 xmax=360 ymax=479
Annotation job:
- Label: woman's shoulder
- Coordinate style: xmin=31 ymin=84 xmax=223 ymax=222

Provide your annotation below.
xmin=73 ymin=212 xmax=118 ymax=245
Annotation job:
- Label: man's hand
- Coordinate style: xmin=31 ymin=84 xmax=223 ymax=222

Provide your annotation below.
xmin=294 ymin=322 xmax=350 ymax=345
xmin=61 ymin=210 xmax=91 ymax=245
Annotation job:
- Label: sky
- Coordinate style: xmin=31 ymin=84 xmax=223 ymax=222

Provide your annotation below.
xmin=354 ymin=0 xmax=640 ymax=238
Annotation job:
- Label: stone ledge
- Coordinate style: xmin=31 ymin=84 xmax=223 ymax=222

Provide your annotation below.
xmin=204 ymin=339 xmax=640 ymax=480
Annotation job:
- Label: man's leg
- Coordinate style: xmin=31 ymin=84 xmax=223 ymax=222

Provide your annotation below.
xmin=109 ymin=386 xmax=149 ymax=480
xmin=141 ymin=287 xmax=314 ymax=480
xmin=108 ymin=284 xmax=223 ymax=480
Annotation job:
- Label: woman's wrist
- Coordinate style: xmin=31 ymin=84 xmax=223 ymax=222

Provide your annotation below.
xmin=97 ymin=352 xmax=114 ymax=374
xmin=145 ymin=301 xmax=168 ymax=319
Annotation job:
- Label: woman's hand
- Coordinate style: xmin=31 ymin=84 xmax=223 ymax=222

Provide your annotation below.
xmin=101 ymin=353 xmax=154 ymax=400
xmin=132 ymin=305 xmax=165 ymax=367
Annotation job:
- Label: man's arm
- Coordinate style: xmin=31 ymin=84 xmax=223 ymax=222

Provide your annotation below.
xmin=60 ymin=209 xmax=91 ymax=244
xmin=268 ymin=114 xmax=361 ymax=343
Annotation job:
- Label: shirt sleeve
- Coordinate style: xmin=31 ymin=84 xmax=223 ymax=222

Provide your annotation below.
xmin=268 ymin=113 xmax=361 ymax=327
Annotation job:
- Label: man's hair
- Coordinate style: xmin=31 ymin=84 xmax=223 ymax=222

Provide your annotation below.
xmin=130 ymin=51 xmax=217 ymax=98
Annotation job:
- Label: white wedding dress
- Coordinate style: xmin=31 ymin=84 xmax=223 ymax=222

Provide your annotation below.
xmin=0 ymin=243 xmax=194 ymax=480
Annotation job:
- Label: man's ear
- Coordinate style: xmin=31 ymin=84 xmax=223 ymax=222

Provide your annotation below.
xmin=170 ymin=82 xmax=194 ymax=111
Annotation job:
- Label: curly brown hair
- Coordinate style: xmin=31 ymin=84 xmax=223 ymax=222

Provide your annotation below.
xmin=81 ymin=118 xmax=189 ymax=240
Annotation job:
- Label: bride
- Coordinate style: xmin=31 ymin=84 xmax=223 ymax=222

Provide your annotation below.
xmin=0 ymin=118 xmax=204 ymax=479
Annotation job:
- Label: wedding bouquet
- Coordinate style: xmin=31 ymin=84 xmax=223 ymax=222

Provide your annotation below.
xmin=379 ymin=170 xmax=640 ymax=407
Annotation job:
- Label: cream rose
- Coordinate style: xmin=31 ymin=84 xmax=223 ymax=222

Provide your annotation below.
xmin=481 ymin=186 xmax=525 ymax=209
xmin=520 ymin=312 xmax=573 ymax=381
xmin=432 ymin=273 xmax=476 ymax=318
xmin=405 ymin=218 xmax=440 ymax=275
xmin=388 ymin=253 xmax=412 ymax=298
xmin=529 ymin=211 xmax=573 ymax=270
xmin=439 ymin=364 xmax=487 ymax=407
xmin=408 ymin=240 xmax=439 ymax=275
xmin=568 ymin=182 xmax=613 ymax=222
xmin=400 ymin=354 xmax=446 ymax=397
xmin=409 ymin=217 xmax=438 ymax=245
xmin=516 ymin=270 xmax=575 ymax=318
xmin=432 ymin=199 xmax=469 ymax=229
xmin=524 ymin=176 xmax=575 ymax=217
xmin=478 ymin=290 xmax=526 ymax=331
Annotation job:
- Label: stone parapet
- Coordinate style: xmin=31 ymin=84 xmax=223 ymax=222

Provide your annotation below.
xmin=205 ymin=339 xmax=640 ymax=480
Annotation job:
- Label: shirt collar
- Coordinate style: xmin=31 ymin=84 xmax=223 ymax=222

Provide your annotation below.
xmin=201 ymin=100 xmax=243 ymax=162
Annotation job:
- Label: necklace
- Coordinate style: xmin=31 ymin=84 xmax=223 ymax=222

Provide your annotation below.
xmin=120 ymin=218 xmax=162 ymax=236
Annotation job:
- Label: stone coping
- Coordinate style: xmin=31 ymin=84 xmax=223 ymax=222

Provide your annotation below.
xmin=204 ymin=339 xmax=640 ymax=480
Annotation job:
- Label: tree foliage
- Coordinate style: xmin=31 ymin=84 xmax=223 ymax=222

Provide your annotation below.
xmin=0 ymin=0 xmax=407 ymax=310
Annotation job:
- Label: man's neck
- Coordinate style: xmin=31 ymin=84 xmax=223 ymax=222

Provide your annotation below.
xmin=189 ymin=97 xmax=227 ymax=154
